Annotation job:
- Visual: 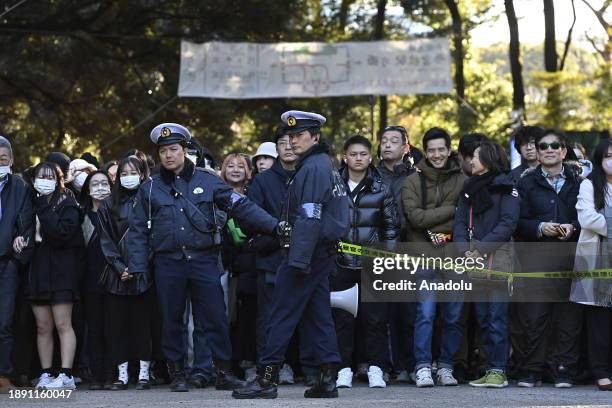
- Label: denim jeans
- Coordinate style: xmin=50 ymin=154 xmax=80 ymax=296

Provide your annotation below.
xmin=414 ymin=269 xmax=464 ymax=370
xmin=473 ymin=301 xmax=509 ymax=371
xmin=0 ymin=260 xmax=18 ymax=376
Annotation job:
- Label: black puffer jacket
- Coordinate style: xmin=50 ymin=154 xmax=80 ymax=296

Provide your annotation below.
xmin=337 ymin=166 xmax=400 ymax=269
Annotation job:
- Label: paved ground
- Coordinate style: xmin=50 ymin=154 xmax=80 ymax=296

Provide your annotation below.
xmin=2 ymin=383 xmax=612 ymax=408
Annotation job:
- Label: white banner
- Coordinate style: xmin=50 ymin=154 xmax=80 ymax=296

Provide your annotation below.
xmin=178 ymin=39 xmax=452 ymax=99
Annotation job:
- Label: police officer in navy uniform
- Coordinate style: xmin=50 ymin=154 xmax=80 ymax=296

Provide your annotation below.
xmin=128 ymin=123 xmax=279 ymax=392
xmin=233 ymin=111 xmax=350 ymax=399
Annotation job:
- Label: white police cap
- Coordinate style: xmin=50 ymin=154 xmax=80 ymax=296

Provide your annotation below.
xmin=150 ymin=123 xmax=192 ymax=146
xmin=280 ymin=110 xmax=326 ymax=134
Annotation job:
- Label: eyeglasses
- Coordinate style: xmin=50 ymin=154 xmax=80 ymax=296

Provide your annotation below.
xmin=537 ymin=142 xmax=564 ymax=151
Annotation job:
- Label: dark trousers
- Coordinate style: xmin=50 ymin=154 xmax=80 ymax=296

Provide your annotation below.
xmin=511 ymin=302 xmax=582 ymax=378
xmin=256 ymin=270 xmax=315 ymax=371
xmin=11 ymin=283 xmax=37 ymax=382
xmin=154 ymin=255 xmax=231 ymax=363
xmin=183 ymin=297 xmax=214 ymax=380
xmin=232 ymin=294 xmax=257 ymax=363
xmin=105 ymin=290 xmax=154 ymax=365
xmin=85 ymin=292 xmax=108 ymax=381
xmin=0 ymin=260 xmax=18 ymax=376
xmin=331 ymin=267 xmax=389 ymax=370
xmin=585 ymin=305 xmax=612 ymax=380
xmin=260 ymin=256 xmax=340 ymax=366
xmin=389 ymin=302 xmax=416 ymax=373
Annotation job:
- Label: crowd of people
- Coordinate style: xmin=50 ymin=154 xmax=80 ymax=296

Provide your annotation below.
xmin=0 ymin=110 xmax=611 ymax=400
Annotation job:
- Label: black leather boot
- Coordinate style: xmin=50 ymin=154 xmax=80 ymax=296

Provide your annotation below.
xmin=214 ymin=360 xmax=247 ymax=390
xmin=167 ymin=361 xmax=189 ymax=392
xmin=304 ymin=364 xmax=338 ymax=398
xmin=231 ymin=365 xmax=280 ymax=399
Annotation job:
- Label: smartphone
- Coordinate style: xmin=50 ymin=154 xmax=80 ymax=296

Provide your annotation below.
xmin=556 ymin=225 xmax=567 ymax=237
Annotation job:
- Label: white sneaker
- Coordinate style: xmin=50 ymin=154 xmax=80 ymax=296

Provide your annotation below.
xmin=35 ymin=373 xmax=54 ymax=389
xmin=45 ymin=373 xmax=76 ymax=390
xmin=336 ymin=367 xmax=353 ymax=388
xmin=415 ymin=367 xmax=434 ymax=388
xmin=244 ymin=367 xmax=257 ymax=382
xmin=279 ymin=364 xmax=295 ymax=384
xmin=436 ymin=367 xmax=458 ymax=386
xmin=367 ymin=366 xmax=386 ymax=388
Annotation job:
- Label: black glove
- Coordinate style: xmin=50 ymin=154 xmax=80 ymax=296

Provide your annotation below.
xmin=249 ymin=235 xmax=280 ymax=255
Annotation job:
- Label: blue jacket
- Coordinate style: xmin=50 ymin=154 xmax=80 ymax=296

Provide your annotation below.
xmin=128 ymin=159 xmax=278 ymax=273
xmin=453 ymin=173 xmax=520 ymax=255
xmin=283 ymin=143 xmax=350 ymax=270
xmin=247 ymin=159 xmax=294 ymax=273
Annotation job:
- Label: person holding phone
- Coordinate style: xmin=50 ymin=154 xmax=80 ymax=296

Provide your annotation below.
xmin=514 ymin=129 xmax=582 ymax=389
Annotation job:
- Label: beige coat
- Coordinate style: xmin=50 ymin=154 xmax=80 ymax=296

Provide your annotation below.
xmin=570 ymin=178 xmax=612 ymax=307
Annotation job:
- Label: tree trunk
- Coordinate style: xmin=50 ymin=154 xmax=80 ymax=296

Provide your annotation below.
xmin=504 ymin=0 xmax=525 ymax=112
xmin=374 ymin=0 xmax=388 ymax=139
xmin=444 ymin=0 xmax=468 ymax=130
xmin=543 ymin=0 xmax=560 ymax=126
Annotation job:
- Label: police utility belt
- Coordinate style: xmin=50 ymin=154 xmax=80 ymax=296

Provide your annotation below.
xmin=147 ymin=180 xmax=222 ymax=246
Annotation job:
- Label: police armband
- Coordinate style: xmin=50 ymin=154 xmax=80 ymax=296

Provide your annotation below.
xmin=299 ymin=203 xmax=322 ymax=220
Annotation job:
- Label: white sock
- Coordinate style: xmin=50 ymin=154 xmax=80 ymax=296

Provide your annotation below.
xmin=139 ymin=360 xmax=150 ymax=381
xmin=118 ymin=362 xmax=128 ymax=384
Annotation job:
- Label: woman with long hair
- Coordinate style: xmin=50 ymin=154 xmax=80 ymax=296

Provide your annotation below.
xmin=98 ymin=156 xmax=155 ymax=390
xmin=79 ymin=170 xmax=112 ymax=390
xmin=572 ymin=138 xmax=612 ymax=391
xmin=28 ymin=162 xmax=84 ymax=390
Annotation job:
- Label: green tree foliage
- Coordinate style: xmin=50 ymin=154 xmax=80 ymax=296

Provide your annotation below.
xmin=0 ymin=0 xmax=608 ymax=170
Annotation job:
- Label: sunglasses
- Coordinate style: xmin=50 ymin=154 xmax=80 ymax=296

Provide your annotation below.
xmin=537 ymin=142 xmax=564 ymax=151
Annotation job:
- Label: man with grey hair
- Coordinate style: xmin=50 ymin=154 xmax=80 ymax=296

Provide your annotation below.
xmin=0 ymin=136 xmax=34 ymax=393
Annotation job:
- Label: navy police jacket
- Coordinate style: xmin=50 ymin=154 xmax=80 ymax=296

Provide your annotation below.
xmin=283 ymin=143 xmax=350 ymax=270
xmin=128 ymin=159 xmax=278 ymax=273
xmin=247 ymin=160 xmax=294 ymax=273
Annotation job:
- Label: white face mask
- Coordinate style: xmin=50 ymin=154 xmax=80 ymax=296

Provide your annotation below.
xmin=0 ymin=165 xmax=11 ymax=178
xmin=603 ymin=158 xmax=612 ymax=176
xmin=34 ymin=178 xmax=56 ymax=196
xmin=120 ymin=175 xmax=141 ymax=190
xmin=186 ymin=154 xmax=198 ymax=165
xmin=90 ymin=185 xmax=111 ymax=201
xmin=73 ymin=172 xmax=88 ymax=189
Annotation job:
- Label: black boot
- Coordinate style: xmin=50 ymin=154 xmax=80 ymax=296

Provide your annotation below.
xmin=304 ymin=365 xmax=338 ymax=398
xmin=214 ymin=360 xmax=246 ymax=390
xmin=232 ymin=365 xmax=280 ymax=399
xmin=167 ymin=361 xmax=189 ymax=392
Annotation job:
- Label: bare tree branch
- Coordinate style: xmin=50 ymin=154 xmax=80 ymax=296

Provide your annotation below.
xmin=559 ymin=0 xmax=576 ymax=71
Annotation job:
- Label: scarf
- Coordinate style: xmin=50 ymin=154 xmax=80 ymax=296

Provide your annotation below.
xmin=462 ymin=171 xmax=499 ymax=215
